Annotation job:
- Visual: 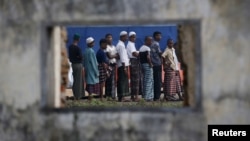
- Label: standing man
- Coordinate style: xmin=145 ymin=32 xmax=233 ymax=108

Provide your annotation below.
xmin=105 ymin=33 xmax=118 ymax=100
xmin=139 ymin=36 xmax=154 ymax=101
xmin=162 ymin=39 xmax=182 ymax=101
xmin=96 ymin=39 xmax=109 ymax=100
xmin=84 ymin=37 xmax=100 ymax=100
xmin=150 ymin=31 xmax=163 ymax=101
xmin=116 ymin=31 xmax=130 ymax=102
xmin=68 ymin=33 xmax=83 ymax=100
xmin=126 ymin=31 xmax=140 ymax=101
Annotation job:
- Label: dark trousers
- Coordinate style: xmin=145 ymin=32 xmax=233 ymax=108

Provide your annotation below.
xmin=105 ymin=63 xmax=116 ymax=98
xmin=72 ymin=63 xmax=83 ymax=99
xmin=117 ymin=66 xmax=129 ymax=101
xmin=153 ymin=65 xmax=162 ymax=100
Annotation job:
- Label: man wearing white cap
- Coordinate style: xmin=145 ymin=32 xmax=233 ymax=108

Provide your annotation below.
xmin=116 ymin=31 xmax=130 ymax=102
xmin=126 ymin=31 xmax=140 ymax=101
xmin=83 ymin=37 xmax=100 ymax=100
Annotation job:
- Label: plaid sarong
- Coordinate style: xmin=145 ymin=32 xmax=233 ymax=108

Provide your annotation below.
xmin=98 ymin=65 xmax=107 ymax=83
xmin=117 ymin=66 xmax=130 ymax=100
xmin=175 ymin=70 xmax=184 ymax=92
xmin=129 ymin=58 xmax=140 ymax=96
xmin=86 ymin=83 xmax=100 ymax=95
xmin=163 ymin=68 xmax=182 ymax=100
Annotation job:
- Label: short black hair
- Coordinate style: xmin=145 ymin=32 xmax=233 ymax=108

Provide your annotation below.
xmin=99 ymin=38 xmax=107 ymax=45
xmin=167 ymin=38 xmax=173 ymax=44
xmin=153 ymin=31 xmax=161 ymax=38
xmin=144 ymin=36 xmax=151 ymax=42
xmin=105 ymin=33 xmax=112 ymax=38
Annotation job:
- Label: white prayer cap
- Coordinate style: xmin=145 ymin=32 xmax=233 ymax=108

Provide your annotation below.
xmin=120 ymin=31 xmax=128 ymax=36
xmin=129 ymin=31 xmax=136 ymax=37
xmin=86 ymin=37 xmax=94 ymax=44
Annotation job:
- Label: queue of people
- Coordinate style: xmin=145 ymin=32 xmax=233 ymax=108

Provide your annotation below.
xmin=68 ymin=31 xmax=184 ymax=102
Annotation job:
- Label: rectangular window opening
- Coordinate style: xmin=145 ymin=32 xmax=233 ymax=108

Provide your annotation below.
xmin=40 ymin=20 xmax=202 ymax=113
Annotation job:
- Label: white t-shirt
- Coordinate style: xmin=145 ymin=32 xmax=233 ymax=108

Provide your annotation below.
xmin=139 ymin=45 xmax=151 ymax=52
xmin=105 ymin=44 xmax=117 ymax=64
xmin=126 ymin=41 xmax=138 ymax=59
xmin=116 ymin=40 xmax=129 ymax=67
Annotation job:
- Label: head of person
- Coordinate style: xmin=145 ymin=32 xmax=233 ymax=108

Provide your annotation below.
xmin=153 ymin=31 xmax=162 ymax=41
xmin=144 ymin=36 xmax=153 ymax=46
xmin=119 ymin=31 xmax=128 ymax=42
xmin=128 ymin=31 xmax=136 ymax=42
xmin=73 ymin=33 xmax=80 ymax=43
xmin=86 ymin=37 xmax=95 ymax=47
xmin=105 ymin=33 xmax=113 ymax=45
xmin=99 ymin=38 xmax=107 ymax=50
xmin=167 ymin=39 xmax=174 ymax=48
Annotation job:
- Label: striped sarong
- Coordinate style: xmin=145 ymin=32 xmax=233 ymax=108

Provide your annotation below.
xmin=129 ymin=58 xmax=140 ymax=96
xmin=86 ymin=83 xmax=100 ymax=95
xmin=105 ymin=63 xmax=116 ymax=98
xmin=117 ymin=66 xmax=130 ymax=101
xmin=141 ymin=63 xmax=154 ymax=101
xmin=175 ymin=70 xmax=184 ymax=93
xmin=163 ymin=68 xmax=182 ymax=100
xmin=98 ymin=65 xmax=107 ymax=83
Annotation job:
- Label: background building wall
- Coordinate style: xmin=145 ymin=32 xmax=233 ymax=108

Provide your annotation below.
xmin=0 ymin=0 xmax=250 ymax=141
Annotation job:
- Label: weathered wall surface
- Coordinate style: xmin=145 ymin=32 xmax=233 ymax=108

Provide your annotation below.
xmin=0 ymin=0 xmax=250 ymax=141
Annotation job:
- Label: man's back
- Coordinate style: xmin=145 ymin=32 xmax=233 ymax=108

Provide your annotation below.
xmin=68 ymin=44 xmax=82 ymax=64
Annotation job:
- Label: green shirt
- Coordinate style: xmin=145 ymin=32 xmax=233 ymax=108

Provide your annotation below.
xmin=84 ymin=47 xmax=99 ymax=84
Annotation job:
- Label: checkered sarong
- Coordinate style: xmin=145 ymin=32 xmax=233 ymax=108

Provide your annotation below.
xmin=117 ymin=66 xmax=130 ymax=99
xmin=163 ymin=68 xmax=182 ymax=97
xmin=86 ymin=83 xmax=100 ymax=95
xmin=130 ymin=58 xmax=140 ymax=96
xmin=98 ymin=65 xmax=107 ymax=83
xmin=175 ymin=70 xmax=184 ymax=92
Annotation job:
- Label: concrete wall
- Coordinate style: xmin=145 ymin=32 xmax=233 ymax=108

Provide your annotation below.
xmin=0 ymin=0 xmax=250 ymax=140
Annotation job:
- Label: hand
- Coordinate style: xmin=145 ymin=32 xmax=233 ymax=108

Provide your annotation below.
xmin=150 ymin=64 xmax=153 ymax=68
xmin=116 ymin=54 xmax=120 ymax=59
xmin=103 ymin=63 xmax=108 ymax=69
xmin=124 ymin=67 xmax=128 ymax=76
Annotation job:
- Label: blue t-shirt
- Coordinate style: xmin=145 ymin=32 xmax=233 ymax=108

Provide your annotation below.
xmin=96 ymin=49 xmax=109 ymax=64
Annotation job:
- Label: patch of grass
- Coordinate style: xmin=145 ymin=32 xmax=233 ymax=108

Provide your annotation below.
xmin=65 ymin=98 xmax=183 ymax=108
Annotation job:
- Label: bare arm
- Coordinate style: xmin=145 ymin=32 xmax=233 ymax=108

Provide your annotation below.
xmin=147 ymin=51 xmax=153 ymax=67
